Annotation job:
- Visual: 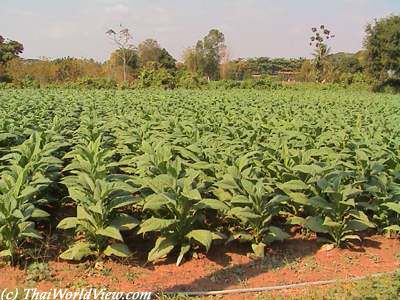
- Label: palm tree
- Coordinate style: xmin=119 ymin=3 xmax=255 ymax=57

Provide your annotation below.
xmin=313 ymin=43 xmax=331 ymax=82
xmin=309 ymin=25 xmax=335 ymax=82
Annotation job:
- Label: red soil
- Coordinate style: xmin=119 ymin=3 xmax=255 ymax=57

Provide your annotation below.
xmin=0 ymin=235 xmax=398 ymax=299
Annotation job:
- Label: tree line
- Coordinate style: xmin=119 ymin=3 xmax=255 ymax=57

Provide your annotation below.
xmin=0 ymin=14 xmax=399 ymax=91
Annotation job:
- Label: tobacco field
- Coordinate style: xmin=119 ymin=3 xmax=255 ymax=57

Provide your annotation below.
xmin=0 ymin=88 xmax=399 ymax=266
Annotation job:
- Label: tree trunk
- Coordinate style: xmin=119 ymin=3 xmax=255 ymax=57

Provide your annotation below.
xmin=123 ymin=56 xmax=127 ymax=82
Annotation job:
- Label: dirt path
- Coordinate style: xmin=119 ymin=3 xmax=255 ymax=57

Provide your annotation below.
xmin=0 ymin=235 xmax=398 ymax=299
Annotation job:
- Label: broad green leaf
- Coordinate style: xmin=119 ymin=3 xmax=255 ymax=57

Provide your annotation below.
xmin=111 ymin=214 xmax=140 ymax=231
xmin=194 ymin=198 xmax=230 ymax=212
xmin=231 ymin=195 xmax=252 ymax=205
xmin=0 ymin=250 xmax=12 ymax=257
xmin=59 ymin=242 xmax=96 ymax=261
xmin=57 ymin=217 xmax=80 ymax=230
xmin=138 ymin=218 xmax=178 ymax=234
xmin=19 ymin=222 xmax=42 ymax=239
xmin=186 ymin=229 xmax=213 ymax=252
xmin=349 ymin=211 xmax=375 ymax=228
xmin=181 ymin=188 xmax=202 ymax=200
xmin=278 ymin=180 xmax=308 ymax=191
xmin=218 ymin=174 xmax=238 ymax=190
xmin=382 ymin=202 xmax=400 ymax=215
xmin=96 ymin=226 xmax=123 ymax=241
xmin=323 ymin=217 xmax=342 ymax=228
xmin=384 ymin=225 xmax=400 ymax=233
xmin=229 ymin=207 xmax=260 ymax=222
xmin=227 ymin=232 xmax=253 ymax=243
xmin=265 ymin=226 xmax=290 ymax=243
xmin=288 ymin=192 xmax=309 ymax=205
xmin=241 ymin=179 xmax=255 ymax=195
xmin=148 ymin=237 xmax=176 ymax=262
xmin=143 ymin=194 xmax=170 ymax=211
xmin=286 ymin=216 xmax=306 ymax=225
xmin=305 ymin=216 xmax=329 ymax=233
xmin=355 ymin=150 xmax=369 ymax=161
xmin=104 ymin=243 xmax=132 ymax=257
xmin=269 ymin=194 xmax=290 ymax=205
xmin=108 ymin=196 xmax=136 ymax=210
xmin=149 ymin=174 xmax=175 ymax=193
xmin=212 ymin=188 xmax=232 ymax=201
xmin=31 ymin=208 xmax=50 ymax=218
xmin=292 ymin=164 xmax=323 ymax=175
xmin=345 ymin=220 xmax=372 ymax=232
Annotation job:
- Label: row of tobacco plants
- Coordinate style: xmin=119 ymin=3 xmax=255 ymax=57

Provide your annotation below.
xmin=0 ymin=88 xmax=399 ymax=266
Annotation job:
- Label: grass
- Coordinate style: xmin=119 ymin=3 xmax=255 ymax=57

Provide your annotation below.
xmin=157 ymin=271 xmax=400 ymax=300
xmin=260 ymin=271 xmax=400 ymax=300
xmin=25 ymin=262 xmax=53 ymax=284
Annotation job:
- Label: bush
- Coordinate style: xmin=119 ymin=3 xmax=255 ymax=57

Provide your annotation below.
xmin=338 ymin=72 xmax=376 ymax=86
xmin=20 ymin=75 xmax=40 ymax=88
xmin=176 ymin=71 xmax=207 ymax=89
xmin=73 ymin=77 xmax=117 ymax=89
xmin=117 ymin=81 xmax=137 ymax=90
xmin=5 ymin=75 xmax=41 ymax=88
xmin=240 ymin=78 xmax=282 ymax=89
xmin=372 ymin=78 xmax=400 ymax=94
xmin=0 ymin=73 xmax=11 ymax=83
xmin=136 ymin=62 xmax=175 ymax=89
xmin=0 ymin=82 xmax=10 ymax=89
xmin=208 ymin=78 xmax=282 ymax=90
xmin=208 ymin=79 xmax=241 ymax=89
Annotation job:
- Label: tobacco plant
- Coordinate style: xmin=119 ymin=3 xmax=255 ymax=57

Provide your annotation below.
xmin=138 ymin=152 xmax=224 ymax=265
xmin=298 ymin=170 xmax=376 ymax=247
xmin=0 ymin=88 xmax=400 ymax=264
xmin=0 ymin=132 xmax=62 ymax=263
xmin=58 ymin=137 xmax=139 ymax=260
xmin=215 ymin=156 xmax=289 ymax=257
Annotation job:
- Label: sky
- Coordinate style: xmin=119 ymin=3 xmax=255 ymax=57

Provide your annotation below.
xmin=1 ymin=0 xmax=399 ymax=62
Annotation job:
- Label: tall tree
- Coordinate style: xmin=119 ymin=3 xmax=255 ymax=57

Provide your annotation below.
xmin=364 ymin=15 xmax=400 ymax=81
xmin=309 ymin=25 xmax=335 ymax=82
xmin=138 ymin=39 xmax=162 ymax=66
xmin=327 ymin=52 xmax=363 ymax=74
xmin=138 ymin=39 xmax=176 ymax=70
xmin=159 ymin=48 xmax=176 ymax=71
xmin=196 ymin=29 xmax=226 ymax=80
xmin=183 ymin=29 xmax=226 ymax=80
xmin=0 ymin=35 xmax=24 ymax=64
xmin=106 ymin=26 xmax=135 ymax=82
xmin=182 ymin=47 xmax=199 ymax=73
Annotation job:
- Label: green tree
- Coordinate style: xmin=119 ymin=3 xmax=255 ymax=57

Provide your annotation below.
xmin=182 ymin=47 xmax=199 ymax=73
xmin=297 ymin=60 xmax=316 ymax=82
xmin=364 ymin=15 xmax=400 ymax=81
xmin=138 ymin=39 xmax=162 ymax=66
xmin=0 ymin=35 xmax=23 ymax=64
xmin=159 ymin=48 xmax=176 ymax=71
xmin=138 ymin=39 xmax=176 ymax=71
xmin=328 ymin=53 xmax=363 ymax=74
xmin=137 ymin=62 xmax=175 ymax=89
xmin=196 ymin=29 xmax=226 ymax=80
xmin=183 ymin=29 xmax=226 ymax=80
xmin=226 ymin=59 xmax=251 ymax=80
xmin=229 ymin=57 xmax=305 ymax=78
